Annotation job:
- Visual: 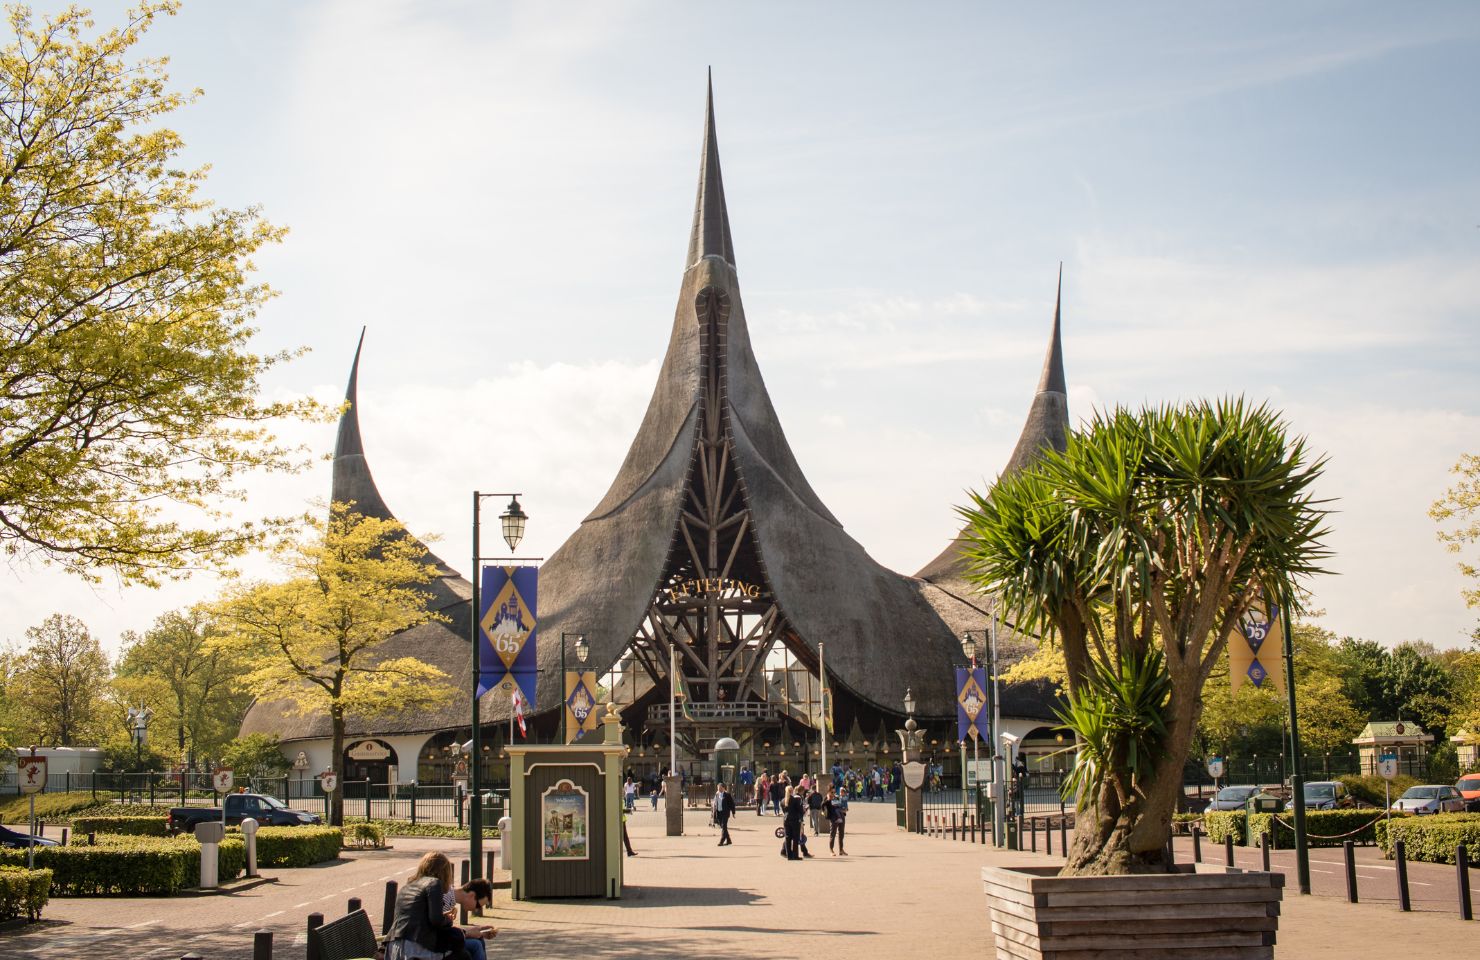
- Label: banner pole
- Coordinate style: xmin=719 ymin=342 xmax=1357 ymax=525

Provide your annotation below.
xmin=1282 ymin=586 xmax=1311 ymax=895
xmin=669 ymin=645 xmax=677 ymax=781
xmin=819 ymin=642 xmax=827 ymax=782
xmin=469 ymin=491 xmax=483 ymax=876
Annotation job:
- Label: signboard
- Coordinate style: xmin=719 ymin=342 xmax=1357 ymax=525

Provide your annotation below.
xmin=293 ymin=751 xmax=310 ymax=771
xmin=17 ymin=756 xmax=46 ymax=795
xmin=212 ymin=768 xmax=234 ymax=794
xmin=956 ymin=667 xmax=988 ymax=742
xmin=564 ymin=670 xmax=600 ymax=742
xmin=1206 ymin=756 xmax=1225 ymax=780
xmin=477 ymin=565 xmax=539 ymax=705
xmin=1377 ymin=753 xmax=1398 ymax=780
xmin=541 ymin=779 xmax=590 ymax=861
xmin=902 ymin=760 xmax=926 ymax=790
xmin=965 ymin=759 xmax=992 ymax=787
xmin=319 ymin=770 xmax=339 ymax=793
xmin=346 ymin=739 xmax=392 ymax=761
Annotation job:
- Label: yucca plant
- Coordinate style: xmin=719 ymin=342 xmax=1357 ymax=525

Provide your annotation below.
xmin=961 ymin=399 xmax=1329 ymax=876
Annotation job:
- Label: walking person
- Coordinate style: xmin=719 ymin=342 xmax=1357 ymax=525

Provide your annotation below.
xmin=623 ymin=776 xmax=636 ymax=813
xmin=651 ymin=771 xmax=664 ymax=811
xmin=806 ymin=783 xmax=824 ymax=834
xmin=713 ymin=782 xmax=735 ymax=845
xmin=823 ymin=787 xmax=848 ymax=855
xmin=756 ymin=771 xmax=770 ymax=815
xmin=769 ymin=772 xmax=786 ymax=817
xmin=782 ymin=786 xmax=804 ymax=860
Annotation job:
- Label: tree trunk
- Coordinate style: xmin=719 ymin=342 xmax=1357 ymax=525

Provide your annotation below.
xmin=330 ymin=705 xmax=345 ymax=827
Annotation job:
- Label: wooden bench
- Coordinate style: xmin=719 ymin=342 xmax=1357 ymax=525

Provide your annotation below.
xmin=309 ymin=908 xmax=379 ymax=960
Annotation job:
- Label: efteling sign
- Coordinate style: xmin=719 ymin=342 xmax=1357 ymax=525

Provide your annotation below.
xmin=661 ymin=578 xmax=762 ymax=603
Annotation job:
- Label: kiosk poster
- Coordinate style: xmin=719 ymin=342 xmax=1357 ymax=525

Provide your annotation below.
xmin=541 ymin=780 xmax=590 ymax=861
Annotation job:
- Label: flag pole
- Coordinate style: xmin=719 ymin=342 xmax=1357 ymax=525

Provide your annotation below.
xmin=819 ymin=642 xmax=827 ymax=782
xmin=669 ymin=645 xmax=678 ymax=780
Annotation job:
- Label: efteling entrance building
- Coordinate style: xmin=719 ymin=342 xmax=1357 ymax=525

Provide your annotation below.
xmin=239 ymin=84 xmax=1073 ymax=792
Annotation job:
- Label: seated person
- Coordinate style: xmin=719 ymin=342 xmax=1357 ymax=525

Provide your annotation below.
xmin=385 ymin=853 xmax=497 ymax=960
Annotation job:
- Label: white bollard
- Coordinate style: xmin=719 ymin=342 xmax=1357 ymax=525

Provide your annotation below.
xmin=241 ymin=817 xmax=259 ymax=878
xmin=498 ymin=816 xmax=513 ymax=871
xmin=195 ymin=821 xmax=225 ymax=889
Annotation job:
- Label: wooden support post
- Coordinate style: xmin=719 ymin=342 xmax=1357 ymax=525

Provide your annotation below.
xmin=382 ymin=880 xmax=398 ymax=935
xmin=306 ymin=912 xmax=324 ymax=960
xmin=1343 ymin=841 xmax=1358 ymax=904
xmin=253 ymin=929 xmax=274 ymax=960
xmin=1045 ymin=818 xmax=1052 ymax=856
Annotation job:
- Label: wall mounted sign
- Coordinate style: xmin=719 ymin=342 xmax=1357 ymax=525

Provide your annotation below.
xmin=346 ymin=740 xmax=392 ymax=761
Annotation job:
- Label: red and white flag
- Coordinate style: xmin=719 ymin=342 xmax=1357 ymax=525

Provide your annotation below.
xmin=513 ymin=688 xmax=527 ymax=738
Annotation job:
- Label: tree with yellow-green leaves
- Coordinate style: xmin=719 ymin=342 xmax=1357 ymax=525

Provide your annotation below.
xmin=210 ymin=505 xmax=454 ymax=825
xmin=1432 ymin=452 xmax=1480 ymax=643
xmin=0 ymin=2 xmax=323 ymax=586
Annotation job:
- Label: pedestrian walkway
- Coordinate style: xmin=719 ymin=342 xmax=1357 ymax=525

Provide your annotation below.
xmin=492 ymin=801 xmax=1474 ymax=959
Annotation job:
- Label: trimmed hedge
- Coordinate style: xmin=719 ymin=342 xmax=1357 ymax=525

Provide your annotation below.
xmin=252 ymin=826 xmax=342 ymax=867
xmin=0 ymin=834 xmax=243 ymax=895
xmin=1202 ymin=811 xmax=1245 ymax=844
xmin=0 ymin=866 xmax=51 ymax=921
xmin=71 ymin=814 xmax=171 ymax=837
xmin=343 ymin=817 xmax=473 ymax=839
xmin=1376 ymin=813 xmax=1480 ymax=864
xmin=1337 ymin=774 xmax=1419 ymax=808
xmin=1247 ymin=809 xmax=1393 ymax=848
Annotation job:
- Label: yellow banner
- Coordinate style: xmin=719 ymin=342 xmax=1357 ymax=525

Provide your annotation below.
xmin=1230 ymin=594 xmax=1286 ymax=696
xmin=564 ymin=670 xmax=600 ymax=743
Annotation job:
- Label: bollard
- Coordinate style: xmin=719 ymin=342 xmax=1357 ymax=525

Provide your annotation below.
xmin=306 ymin=912 xmax=324 ymax=960
xmin=36 ymin=822 xmax=43 ymax=837
xmin=1045 ymin=818 xmax=1052 ymax=855
xmin=951 ymin=813 xmax=957 ymax=840
xmin=1460 ymin=845 xmax=1473 ymax=922
xmin=253 ymin=929 xmax=274 ymax=960
xmin=1030 ymin=818 xmax=1037 ymax=853
xmin=1261 ymin=831 xmax=1271 ymax=872
xmin=382 ymin=880 xmax=398 ymax=936
xmin=87 ymin=831 xmax=96 ymax=846
xmin=1225 ymin=835 xmax=1235 ymax=867
xmin=60 ymin=827 xmax=69 ymax=846
xmin=1060 ymin=818 xmax=1068 ymax=856
xmin=486 ymin=850 xmax=496 ymax=880
xmin=1395 ymin=840 xmax=1410 ymax=912
xmin=460 ymin=859 xmax=470 ymax=923
xmin=1192 ymin=827 xmax=1202 ymax=863
xmin=348 ymin=896 xmax=361 ymax=914
xmin=241 ymin=817 xmax=260 ymax=878
xmin=1343 ymin=841 xmax=1358 ymax=904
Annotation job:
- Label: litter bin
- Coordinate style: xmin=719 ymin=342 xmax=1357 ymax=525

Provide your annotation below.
xmin=480 ymin=791 xmax=503 ymax=825
xmin=1244 ymin=791 xmax=1282 ymax=845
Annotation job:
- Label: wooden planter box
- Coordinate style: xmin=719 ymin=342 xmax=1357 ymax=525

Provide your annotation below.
xmin=982 ymin=863 xmax=1283 ymax=960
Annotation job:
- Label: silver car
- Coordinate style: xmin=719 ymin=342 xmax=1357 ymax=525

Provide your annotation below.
xmin=1390 ymin=784 xmax=1467 ymax=814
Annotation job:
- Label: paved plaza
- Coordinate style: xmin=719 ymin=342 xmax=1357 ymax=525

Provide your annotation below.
xmin=1 ymin=802 xmax=1472 ymax=958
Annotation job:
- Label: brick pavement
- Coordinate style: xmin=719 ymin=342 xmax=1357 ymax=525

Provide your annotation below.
xmin=0 ymin=804 xmax=1472 ymax=958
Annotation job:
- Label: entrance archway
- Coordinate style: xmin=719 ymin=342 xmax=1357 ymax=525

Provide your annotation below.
xmin=343 ymin=738 xmax=398 ymax=784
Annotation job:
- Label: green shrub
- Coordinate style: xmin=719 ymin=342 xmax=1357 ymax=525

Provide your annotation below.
xmin=344 ymin=822 xmax=386 ymax=849
xmin=1202 ymin=811 xmax=1246 ymax=844
xmin=71 ymin=814 xmax=171 ymax=837
xmin=252 ymin=826 xmax=342 ymax=867
xmin=343 ymin=817 xmax=472 ymax=839
xmin=0 ymin=835 xmax=244 ymax=895
xmin=0 ymin=866 xmax=52 ymax=921
xmin=1246 ymin=809 xmax=1393 ymax=848
xmin=1375 ymin=813 xmax=1480 ymax=864
xmin=1337 ymin=774 xmax=1419 ymax=808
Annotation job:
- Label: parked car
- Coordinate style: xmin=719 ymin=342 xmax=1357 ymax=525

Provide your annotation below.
xmin=1209 ymin=785 xmax=1260 ymax=810
xmin=1457 ymin=775 xmax=1480 ymax=813
xmin=167 ymin=792 xmax=323 ymax=832
xmin=1389 ymin=784 xmax=1467 ymax=815
xmin=0 ymin=824 xmax=59 ymax=849
xmin=1297 ymin=780 xmax=1354 ymax=811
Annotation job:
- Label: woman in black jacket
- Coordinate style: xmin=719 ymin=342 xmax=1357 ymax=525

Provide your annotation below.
xmin=385 ymin=851 xmax=458 ymax=959
xmin=782 ymin=786 xmax=806 ymax=860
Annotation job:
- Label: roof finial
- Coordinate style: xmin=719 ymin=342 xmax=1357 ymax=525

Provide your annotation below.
xmin=1036 ymin=263 xmax=1066 ymax=395
xmin=686 ymin=70 xmax=736 ymax=269
xmin=334 ymin=326 xmax=368 ymax=459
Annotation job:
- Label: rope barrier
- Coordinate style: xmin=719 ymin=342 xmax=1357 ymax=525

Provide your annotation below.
xmin=1269 ymin=812 xmax=1387 ymax=840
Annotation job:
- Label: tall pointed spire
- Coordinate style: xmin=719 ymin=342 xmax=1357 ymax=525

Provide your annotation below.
xmin=333 ymin=327 xmax=367 ymax=460
xmin=330 ymin=328 xmax=393 ymax=522
xmin=1037 ymin=263 xmax=1066 ymax=395
xmin=686 ymin=69 xmax=736 ymax=270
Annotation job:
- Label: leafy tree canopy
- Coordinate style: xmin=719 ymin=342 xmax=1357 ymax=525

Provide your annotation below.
xmin=0 ymin=2 xmax=325 ymax=585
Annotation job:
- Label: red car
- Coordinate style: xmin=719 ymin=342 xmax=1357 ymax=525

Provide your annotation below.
xmin=1457 ymin=774 xmax=1480 ymax=812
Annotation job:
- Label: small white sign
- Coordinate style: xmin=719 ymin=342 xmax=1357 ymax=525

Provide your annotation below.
xmin=319 ymin=771 xmax=338 ymax=793
xmin=17 ymin=757 xmax=46 ymax=795
xmin=903 ymin=760 xmax=926 ymax=790
xmin=965 ymin=759 xmax=992 ymax=786
xmin=212 ymin=768 xmax=234 ymax=794
xmin=1377 ymin=753 xmax=1398 ymax=780
xmin=1206 ymin=756 xmax=1225 ymax=780
xmin=346 ymin=740 xmax=392 ymax=761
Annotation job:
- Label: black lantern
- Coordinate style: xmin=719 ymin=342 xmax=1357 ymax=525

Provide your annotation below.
xmin=574 ymin=634 xmax=590 ymax=664
xmin=500 ymin=496 xmax=528 ymax=552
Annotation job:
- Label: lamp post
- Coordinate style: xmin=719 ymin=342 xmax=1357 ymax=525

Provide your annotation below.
xmin=960 ymin=632 xmax=985 ymax=792
xmin=560 ymin=632 xmax=589 ymax=743
xmin=469 ymin=492 xmax=527 ymax=879
xmin=126 ymin=704 xmax=153 ymax=774
xmin=896 ymin=688 xmax=924 ymax=832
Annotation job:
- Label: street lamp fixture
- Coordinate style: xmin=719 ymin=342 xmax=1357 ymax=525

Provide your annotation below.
xmin=961 ymin=632 xmax=984 ymax=665
xmin=574 ymin=634 xmax=590 ymax=664
xmin=903 ymin=687 xmax=916 ymax=717
xmin=500 ymin=497 xmax=528 ymax=552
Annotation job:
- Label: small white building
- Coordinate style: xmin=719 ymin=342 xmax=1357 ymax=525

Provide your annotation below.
xmin=2 ymin=746 xmax=105 ymax=792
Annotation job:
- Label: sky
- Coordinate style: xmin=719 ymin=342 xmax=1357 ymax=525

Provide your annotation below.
xmin=3 ymin=1 xmax=1478 ymax=658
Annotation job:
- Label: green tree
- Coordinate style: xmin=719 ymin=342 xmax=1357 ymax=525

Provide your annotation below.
xmin=211 ymin=504 xmax=454 ymax=825
xmin=962 ymin=400 xmax=1329 ymax=875
xmin=1433 ymin=452 xmax=1480 ymax=641
xmin=0 ymin=2 xmax=323 ymax=586
xmin=7 ymin=613 xmax=111 ymax=746
xmin=219 ymin=733 xmax=291 ymax=785
xmin=114 ymin=608 xmax=250 ymax=765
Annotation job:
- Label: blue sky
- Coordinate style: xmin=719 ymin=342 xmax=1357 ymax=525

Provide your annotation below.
xmin=4 ymin=1 xmax=1478 ymax=654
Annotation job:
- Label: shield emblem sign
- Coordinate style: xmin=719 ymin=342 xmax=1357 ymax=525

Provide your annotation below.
xmin=17 ymin=757 xmax=46 ymax=795
xmin=320 ymin=771 xmax=339 ymax=793
xmin=212 ymin=768 xmax=234 ymax=793
xmin=1206 ymin=757 xmax=1225 ymax=779
xmin=903 ymin=761 xmax=926 ymax=790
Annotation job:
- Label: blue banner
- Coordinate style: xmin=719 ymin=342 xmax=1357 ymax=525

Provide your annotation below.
xmin=478 ymin=565 xmax=538 ymax=705
xmin=956 ymin=667 xmax=988 ymax=742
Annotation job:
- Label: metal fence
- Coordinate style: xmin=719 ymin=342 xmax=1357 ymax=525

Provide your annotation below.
xmin=1182 ymin=750 xmax=1429 ymax=788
